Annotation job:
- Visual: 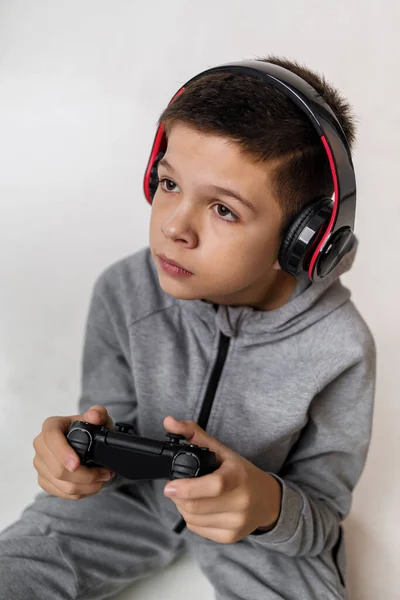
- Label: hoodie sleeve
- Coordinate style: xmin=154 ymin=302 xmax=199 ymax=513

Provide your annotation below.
xmin=249 ymin=334 xmax=376 ymax=558
xmin=78 ymin=269 xmax=138 ymax=428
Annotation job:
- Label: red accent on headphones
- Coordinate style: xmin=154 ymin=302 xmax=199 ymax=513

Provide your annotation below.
xmin=308 ymin=135 xmax=339 ymax=280
xmin=143 ymin=88 xmax=185 ymax=204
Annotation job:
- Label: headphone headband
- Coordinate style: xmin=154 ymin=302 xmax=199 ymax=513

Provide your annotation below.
xmin=143 ymin=60 xmax=357 ymax=282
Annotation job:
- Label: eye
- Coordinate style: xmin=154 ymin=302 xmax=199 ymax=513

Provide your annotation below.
xmin=159 ymin=178 xmax=180 ymax=193
xmin=213 ymin=204 xmax=238 ymax=223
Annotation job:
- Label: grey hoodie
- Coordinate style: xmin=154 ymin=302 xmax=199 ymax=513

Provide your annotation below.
xmin=0 ymin=242 xmax=375 ymax=600
xmin=78 ymin=243 xmax=375 ymax=591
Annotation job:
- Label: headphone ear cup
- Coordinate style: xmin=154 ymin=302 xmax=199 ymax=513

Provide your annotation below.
xmin=278 ymin=197 xmax=333 ymax=277
xmin=148 ymin=151 xmax=166 ymax=202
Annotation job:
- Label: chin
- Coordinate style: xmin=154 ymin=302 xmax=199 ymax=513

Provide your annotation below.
xmin=157 ymin=276 xmax=202 ymax=301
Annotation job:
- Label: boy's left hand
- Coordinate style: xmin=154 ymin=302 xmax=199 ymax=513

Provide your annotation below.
xmin=163 ymin=416 xmax=282 ymax=544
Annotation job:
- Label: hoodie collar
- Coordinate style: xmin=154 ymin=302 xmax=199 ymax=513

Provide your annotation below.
xmin=177 ymin=240 xmax=358 ymax=341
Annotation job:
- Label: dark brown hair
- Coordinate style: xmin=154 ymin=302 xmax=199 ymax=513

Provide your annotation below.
xmin=157 ymin=55 xmax=356 ymax=234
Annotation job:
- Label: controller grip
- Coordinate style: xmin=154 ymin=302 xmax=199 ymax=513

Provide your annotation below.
xmin=67 ymin=427 xmax=93 ymax=463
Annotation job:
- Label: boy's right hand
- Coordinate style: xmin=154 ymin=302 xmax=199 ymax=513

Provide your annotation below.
xmin=33 ymin=405 xmax=115 ymax=500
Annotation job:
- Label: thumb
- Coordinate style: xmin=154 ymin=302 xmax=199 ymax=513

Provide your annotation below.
xmin=163 ymin=416 xmax=233 ymax=461
xmin=81 ymin=405 xmax=113 ymax=429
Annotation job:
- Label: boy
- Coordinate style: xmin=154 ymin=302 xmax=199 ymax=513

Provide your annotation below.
xmin=0 ymin=56 xmax=375 ymax=599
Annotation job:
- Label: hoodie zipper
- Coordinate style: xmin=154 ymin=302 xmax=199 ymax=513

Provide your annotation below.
xmin=173 ymin=331 xmax=231 ymax=534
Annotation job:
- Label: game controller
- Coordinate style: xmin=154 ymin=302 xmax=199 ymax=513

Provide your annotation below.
xmin=66 ymin=421 xmax=218 ymax=480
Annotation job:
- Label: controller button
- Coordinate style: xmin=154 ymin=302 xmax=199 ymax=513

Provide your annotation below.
xmin=115 ymin=422 xmax=135 ymax=434
xmin=166 ymin=433 xmax=186 ymax=444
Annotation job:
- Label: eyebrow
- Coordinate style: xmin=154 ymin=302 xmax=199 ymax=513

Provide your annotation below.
xmin=158 ymin=157 xmax=256 ymax=213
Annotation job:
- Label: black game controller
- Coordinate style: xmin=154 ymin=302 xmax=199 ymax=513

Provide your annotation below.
xmin=66 ymin=421 xmax=218 ymax=480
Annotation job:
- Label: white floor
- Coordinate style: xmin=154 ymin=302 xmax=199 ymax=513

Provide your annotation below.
xmin=112 ymin=554 xmax=214 ymax=600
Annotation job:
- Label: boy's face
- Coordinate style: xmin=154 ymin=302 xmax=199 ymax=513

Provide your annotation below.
xmin=149 ymin=122 xmax=297 ymax=309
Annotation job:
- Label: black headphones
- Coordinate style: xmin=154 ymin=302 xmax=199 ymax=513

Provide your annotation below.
xmin=143 ymin=60 xmax=356 ymax=282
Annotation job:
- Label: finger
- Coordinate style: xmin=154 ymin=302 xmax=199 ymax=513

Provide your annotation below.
xmin=35 ymin=456 xmax=111 ymax=498
xmin=179 ymin=510 xmax=244 ymax=531
xmin=33 ymin=452 xmax=113 ymax=485
xmin=183 ymin=524 xmax=236 ymax=545
xmin=173 ymin=490 xmax=240 ymax=516
xmin=40 ymin=416 xmax=84 ymax=473
xmin=37 ymin=474 xmax=92 ymax=501
xmin=165 ymin=462 xmax=237 ymax=500
xmin=81 ymin=405 xmax=113 ymax=430
xmin=163 ymin=417 xmax=231 ymax=460
xmin=40 ymin=407 xmax=112 ymax=475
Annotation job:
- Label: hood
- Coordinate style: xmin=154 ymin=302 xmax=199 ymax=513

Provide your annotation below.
xmin=178 ymin=239 xmax=358 ymax=342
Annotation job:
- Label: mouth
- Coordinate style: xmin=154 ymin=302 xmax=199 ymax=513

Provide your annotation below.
xmin=157 ymin=254 xmax=193 ymax=277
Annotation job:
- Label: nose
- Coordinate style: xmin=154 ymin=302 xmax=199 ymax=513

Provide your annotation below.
xmin=161 ymin=204 xmax=198 ymax=248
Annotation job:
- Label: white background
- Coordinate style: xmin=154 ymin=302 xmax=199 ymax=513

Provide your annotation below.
xmin=0 ymin=1 xmax=399 ymax=598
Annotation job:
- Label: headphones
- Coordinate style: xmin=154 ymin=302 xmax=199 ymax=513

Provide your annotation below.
xmin=143 ymin=60 xmax=356 ymax=282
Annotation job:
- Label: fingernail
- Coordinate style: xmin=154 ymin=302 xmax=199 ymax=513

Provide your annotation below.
xmin=99 ymin=471 xmax=113 ymax=481
xmin=66 ymin=457 xmax=78 ymax=472
xmin=164 ymin=485 xmax=176 ymax=497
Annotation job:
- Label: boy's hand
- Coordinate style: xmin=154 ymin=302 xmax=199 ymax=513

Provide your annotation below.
xmin=32 ymin=405 xmax=114 ymax=500
xmin=163 ymin=416 xmax=282 ymax=544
